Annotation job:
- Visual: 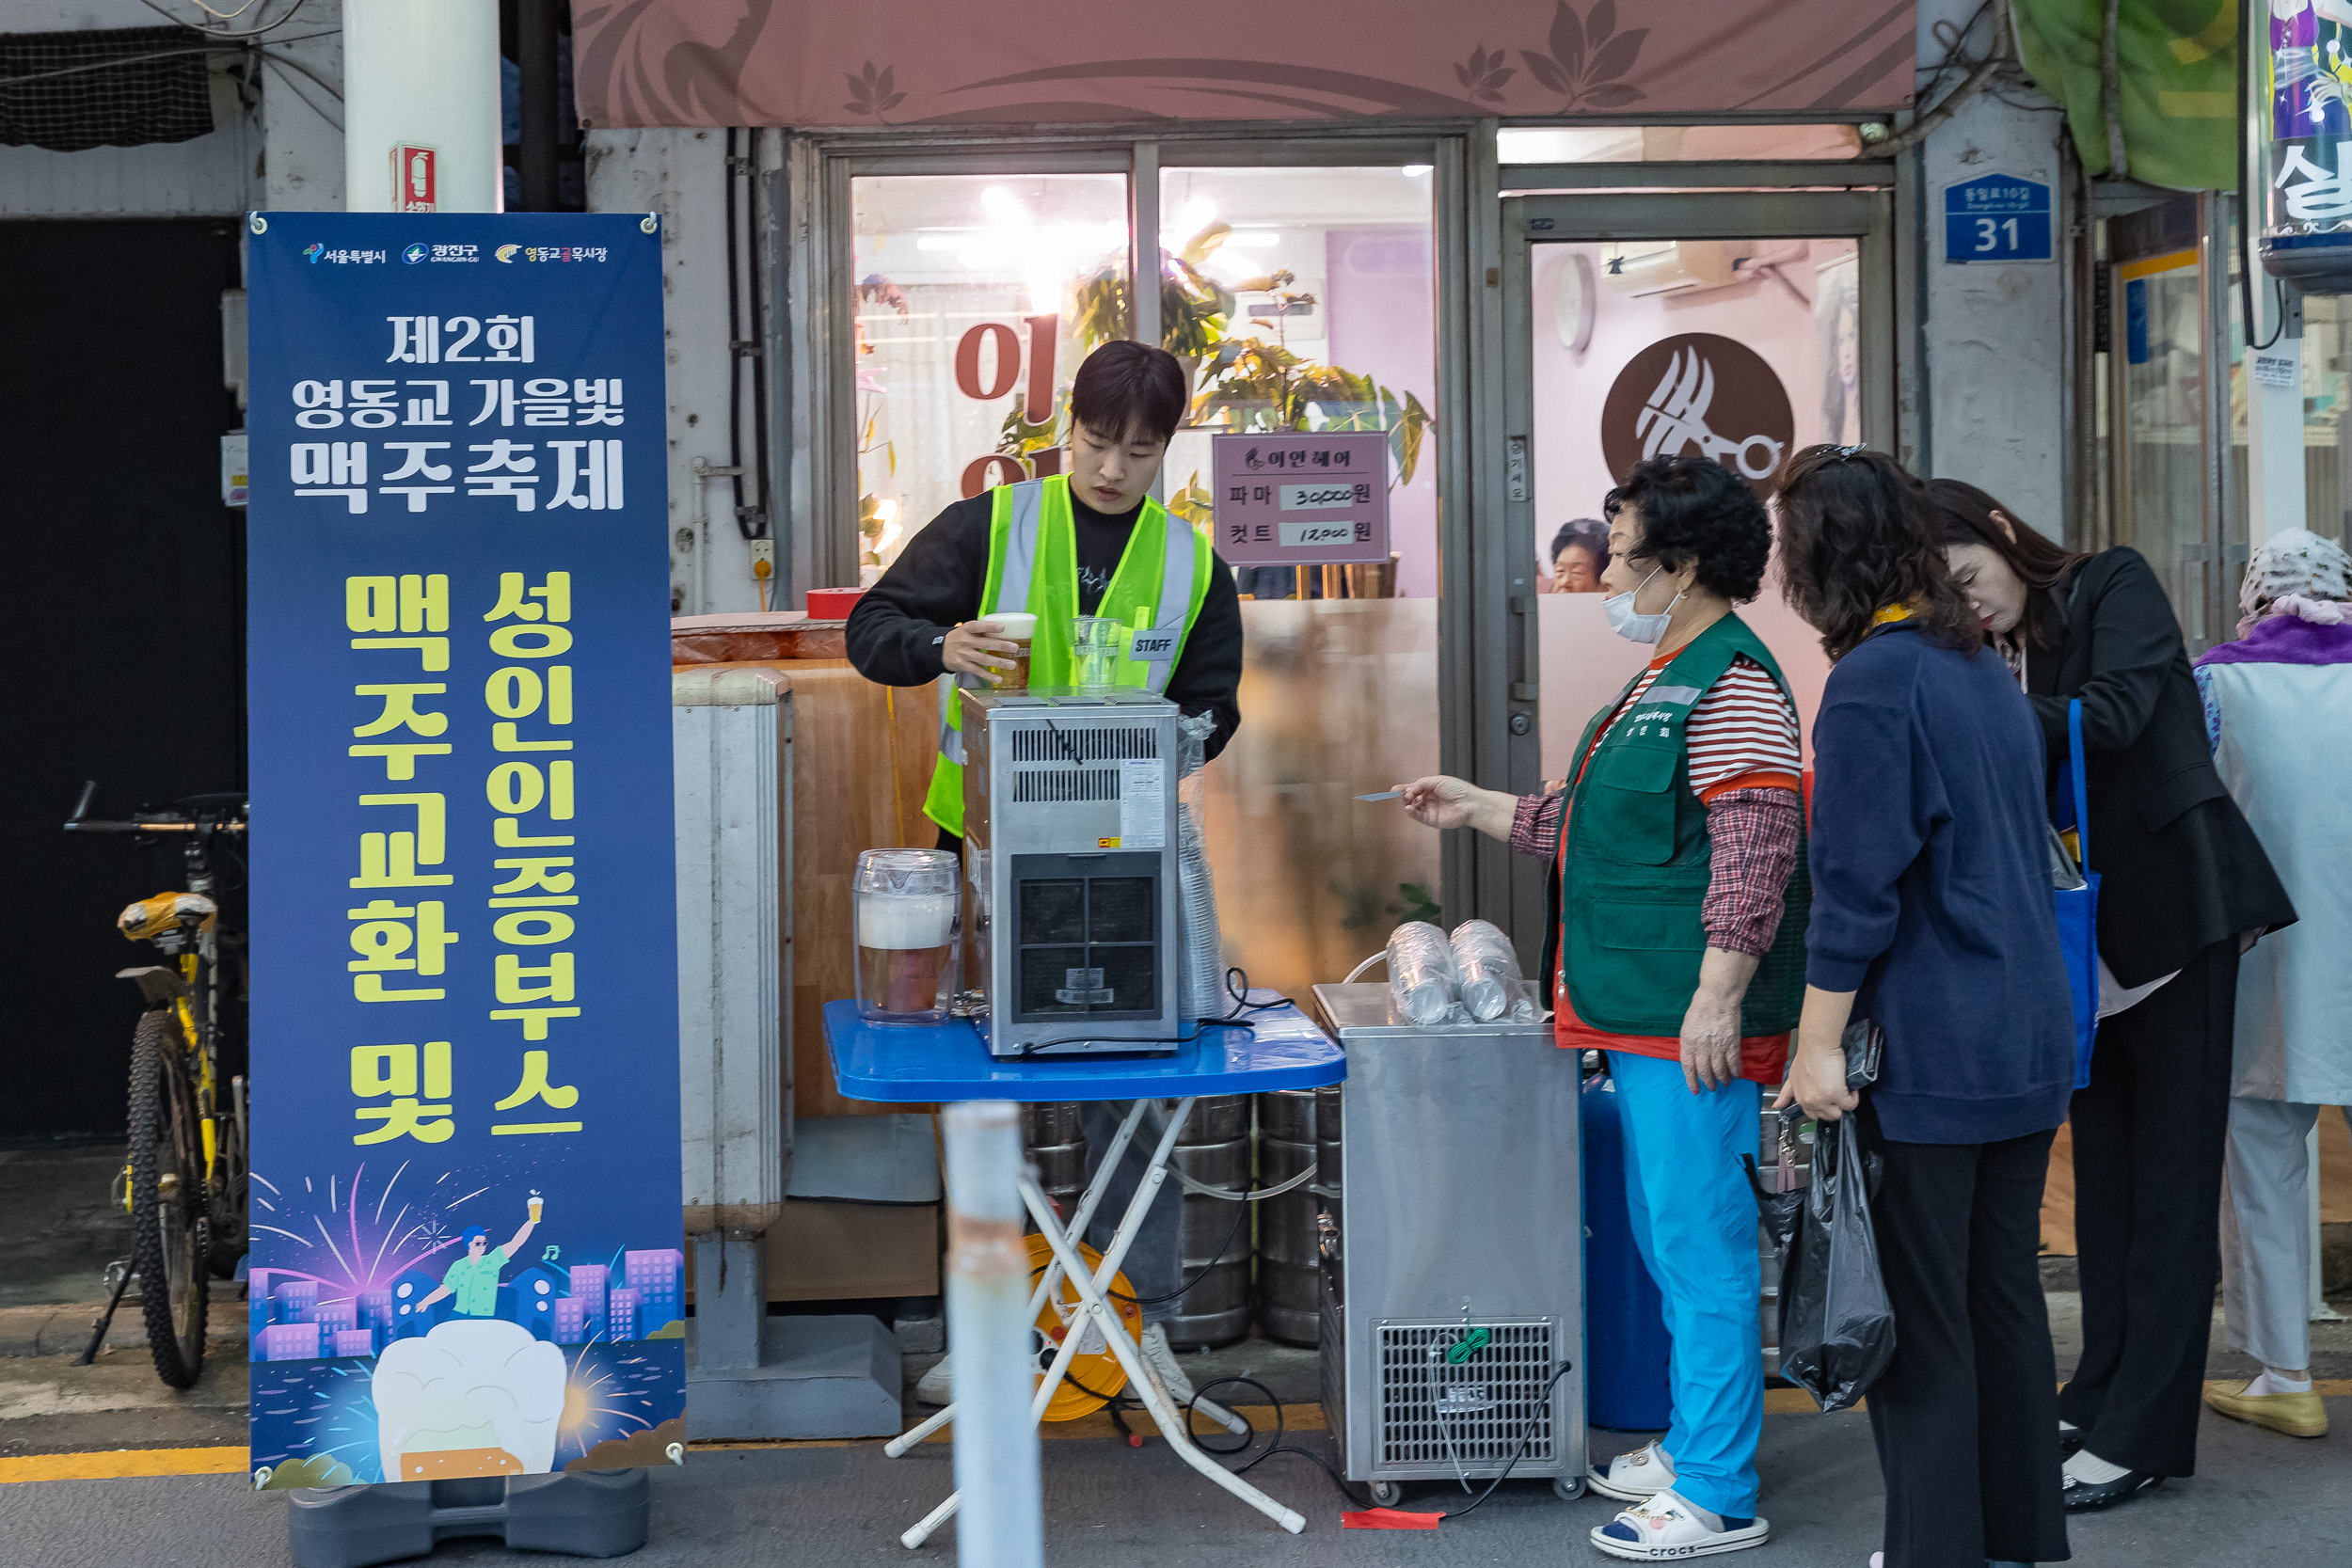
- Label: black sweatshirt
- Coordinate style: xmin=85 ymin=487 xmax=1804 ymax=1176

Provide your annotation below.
xmin=844 ymin=493 xmax=1245 ymax=760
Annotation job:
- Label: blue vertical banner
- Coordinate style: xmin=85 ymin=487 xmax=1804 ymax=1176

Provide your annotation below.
xmin=243 ymin=214 xmax=682 ymax=1488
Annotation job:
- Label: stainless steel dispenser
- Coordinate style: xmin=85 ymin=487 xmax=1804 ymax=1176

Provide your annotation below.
xmin=961 ymin=689 xmax=1183 ymax=1056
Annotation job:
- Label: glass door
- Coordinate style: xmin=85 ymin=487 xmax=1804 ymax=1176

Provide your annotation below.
xmin=2113 ymin=248 xmax=2217 ymax=646
xmin=1493 ymin=189 xmax=1895 ymax=958
xmin=826 ymin=143 xmax=1456 ymax=1002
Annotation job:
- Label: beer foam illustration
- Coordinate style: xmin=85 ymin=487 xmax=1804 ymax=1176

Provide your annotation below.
xmin=373 ymin=1318 xmax=568 ymax=1480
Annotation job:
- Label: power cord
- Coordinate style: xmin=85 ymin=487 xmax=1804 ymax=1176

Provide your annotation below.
xmin=1026 ymin=1187 xmax=1250 ymax=1309
xmin=1185 ymin=1375 xmax=1365 ymax=1507
xmin=1008 ymin=964 xmax=1293 ymax=1058
xmin=1426 ymin=1361 xmax=1576 ymax=1519
xmin=1068 ymin=1360 xmax=1576 ymax=1523
xmin=1187 ymin=1360 xmax=1571 ymax=1515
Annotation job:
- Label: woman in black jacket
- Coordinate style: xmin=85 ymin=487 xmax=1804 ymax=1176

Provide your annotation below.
xmin=1935 ymin=480 xmax=2296 ymax=1513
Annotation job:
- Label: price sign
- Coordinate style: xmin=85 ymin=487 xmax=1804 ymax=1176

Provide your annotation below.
xmin=1943 ymin=173 xmax=2053 ymax=264
xmin=1208 ymin=431 xmax=1390 ymax=566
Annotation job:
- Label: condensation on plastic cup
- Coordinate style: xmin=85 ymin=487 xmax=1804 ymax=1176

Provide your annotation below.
xmin=1070 ymin=615 xmax=1124 ymax=692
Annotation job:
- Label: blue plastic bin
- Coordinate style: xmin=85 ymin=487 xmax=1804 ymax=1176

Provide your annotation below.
xmin=1581 ymin=1068 xmax=1673 ymax=1432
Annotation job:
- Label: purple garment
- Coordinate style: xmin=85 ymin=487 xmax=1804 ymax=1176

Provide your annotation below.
xmin=2194 ymin=612 xmax=2352 ymax=668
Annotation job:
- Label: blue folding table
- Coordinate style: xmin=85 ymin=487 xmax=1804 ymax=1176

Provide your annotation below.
xmin=822 ymin=997 xmax=1344 ymax=1547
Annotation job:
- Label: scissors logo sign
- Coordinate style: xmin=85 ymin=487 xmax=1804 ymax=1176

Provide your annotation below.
xmin=1600 ymin=332 xmax=1795 ymax=496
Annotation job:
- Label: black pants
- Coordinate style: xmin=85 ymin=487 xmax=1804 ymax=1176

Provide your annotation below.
xmin=1860 ymin=1100 xmax=2069 ymax=1568
xmin=2058 ymin=938 xmax=2238 ymax=1477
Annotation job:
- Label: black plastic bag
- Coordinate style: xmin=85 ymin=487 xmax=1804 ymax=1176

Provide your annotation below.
xmin=1767 ymin=1114 xmax=1893 ymax=1413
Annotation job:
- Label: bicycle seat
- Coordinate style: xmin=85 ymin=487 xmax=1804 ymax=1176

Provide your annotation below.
xmin=119 ymin=892 xmax=219 ymax=942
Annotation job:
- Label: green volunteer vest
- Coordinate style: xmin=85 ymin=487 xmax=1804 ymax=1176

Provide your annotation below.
xmin=1559 ymin=612 xmax=1809 ymax=1037
xmin=922 ymin=474 xmax=1214 ymax=836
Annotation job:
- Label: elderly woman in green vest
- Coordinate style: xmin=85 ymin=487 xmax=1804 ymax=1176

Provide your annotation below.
xmin=1399 ymin=456 xmax=1807 ymax=1562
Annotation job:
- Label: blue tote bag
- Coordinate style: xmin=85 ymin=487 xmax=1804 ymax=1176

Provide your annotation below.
xmin=2051 ymin=699 xmax=2100 ymax=1088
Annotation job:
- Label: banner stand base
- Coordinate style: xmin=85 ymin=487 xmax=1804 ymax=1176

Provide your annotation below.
xmin=685 ymin=1233 xmax=905 ymax=1441
xmin=287 ymin=1468 xmax=650 ymax=1568
xmin=685 ymin=1312 xmax=905 ymax=1440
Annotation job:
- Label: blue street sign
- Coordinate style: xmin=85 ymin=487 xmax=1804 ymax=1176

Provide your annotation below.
xmin=1944 ymin=173 xmax=2054 ymax=264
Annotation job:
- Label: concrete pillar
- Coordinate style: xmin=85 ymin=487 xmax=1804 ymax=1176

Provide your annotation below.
xmin=342 ymin=0 xmax=502 ymax=214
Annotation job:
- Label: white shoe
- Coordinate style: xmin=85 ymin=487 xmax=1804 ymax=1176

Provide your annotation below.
xmin=1137 ymin=1323 xmax=1196 ymax=1402
xmin=1590 ymin=1439 xmax=1677 ymax=1500
xmin=1591 ymin=1489 xmax=1770 ymax=1561
xmin=914 ymin=1354 xmax=952 ymax=1406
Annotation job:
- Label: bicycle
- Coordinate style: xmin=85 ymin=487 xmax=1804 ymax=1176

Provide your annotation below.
xmin=65 ymin=782 xmax=250 ymax=1388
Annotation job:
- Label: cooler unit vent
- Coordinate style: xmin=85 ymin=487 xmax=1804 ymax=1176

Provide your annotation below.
xmin=1009 ymin=726 xmax=1158 ymax=763
xmin=1375 ymin=1320 xmax=1558 ymax=1466
xmin=1011 ymin=768 xmax=1120 ymax=803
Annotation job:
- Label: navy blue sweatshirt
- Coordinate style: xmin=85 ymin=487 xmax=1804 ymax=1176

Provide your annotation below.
xmin=1805 ymin=624 xmax=2074 ymax=1144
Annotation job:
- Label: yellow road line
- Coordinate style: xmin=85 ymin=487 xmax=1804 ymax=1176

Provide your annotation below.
xmin=12 ymin=1386 xmax=2344 ymax=1484
xmin=0 ymin=1447 xmax=247 ymax=1484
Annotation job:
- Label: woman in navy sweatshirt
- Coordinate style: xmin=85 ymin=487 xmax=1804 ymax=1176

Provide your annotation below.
xmin=1773 ymin=447 xmax=2075 ymax=1568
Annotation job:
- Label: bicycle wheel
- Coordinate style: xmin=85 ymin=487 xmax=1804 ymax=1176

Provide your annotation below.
xmin=128 ymin=1009 xmax=208 ymax=1387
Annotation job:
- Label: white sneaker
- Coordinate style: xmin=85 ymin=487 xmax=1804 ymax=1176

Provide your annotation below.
xmin=1590 ymin=1440 xmax=1677 ymax=1500
xmin=914 ymin=1354 xmax=953 ymax=1405
xmin=1137 ymin=1323 xmax=1196 ymax=1402
xmin=1591 ymin=1488 xmax=1769 ymax=1561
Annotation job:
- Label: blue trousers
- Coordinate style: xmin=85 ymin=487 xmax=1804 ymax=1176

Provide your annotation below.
xmin=1610 ymin=1050 xmax=1763 ymax=1519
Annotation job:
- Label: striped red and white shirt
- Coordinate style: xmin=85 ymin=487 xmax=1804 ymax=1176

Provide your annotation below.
xmin=1622 ymin=651 xmax=1803 ymax=800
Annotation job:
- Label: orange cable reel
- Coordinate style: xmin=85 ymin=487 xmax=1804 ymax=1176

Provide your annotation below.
xmin=1026 ymin=1232 xmax=1143 ymax=1421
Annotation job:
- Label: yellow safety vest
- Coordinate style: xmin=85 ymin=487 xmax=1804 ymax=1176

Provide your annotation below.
xmin=922 ymin=475 xmax=1213 ymax=836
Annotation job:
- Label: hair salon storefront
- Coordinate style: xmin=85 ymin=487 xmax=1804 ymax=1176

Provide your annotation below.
xmin=576 ymin=2 xmax=2019 ymax=991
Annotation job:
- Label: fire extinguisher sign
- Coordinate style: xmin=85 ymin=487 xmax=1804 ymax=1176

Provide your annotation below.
xmin=391 ymin=144 xmax=438 ymax=213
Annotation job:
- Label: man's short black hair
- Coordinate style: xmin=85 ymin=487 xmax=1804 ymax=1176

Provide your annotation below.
xmin=1069 ymin=341 xmax=1187 ymax=447
xmin=1601 ymin=456 xmax=1772 ymax=603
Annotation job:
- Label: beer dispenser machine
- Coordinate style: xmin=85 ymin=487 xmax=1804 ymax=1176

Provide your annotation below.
xmin=960 ymin=689 xmax=1184 ymax=1056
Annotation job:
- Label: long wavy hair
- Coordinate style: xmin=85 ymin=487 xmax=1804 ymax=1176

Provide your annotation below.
xmin=1774 ymin=446 xmax=1983 ymax=660
xmin=1929 ymin=478 xmax=2090 ymax=653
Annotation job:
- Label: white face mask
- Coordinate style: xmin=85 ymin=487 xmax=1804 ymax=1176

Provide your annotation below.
xmin=1603 ymin=564 xmax=1681 ymax=645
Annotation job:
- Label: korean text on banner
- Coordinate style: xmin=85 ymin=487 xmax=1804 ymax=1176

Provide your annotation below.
xmin=243 ymin=214 xmax=683 ymax=1490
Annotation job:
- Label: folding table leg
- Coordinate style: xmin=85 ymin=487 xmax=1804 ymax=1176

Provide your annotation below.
xmin=900 ymin=1104 xmax=1299 ymax=1546
xmin=1017 ymin=1179 xmax=1306 ymax=1537
xmin=900 ymin=1101 xmax=1195 ymax=1548
xmin=883 ymin=1099 xmax=1156 ymax=1461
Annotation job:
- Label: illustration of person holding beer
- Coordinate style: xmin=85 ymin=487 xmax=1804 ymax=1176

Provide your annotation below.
xmin=417 ymin=1193 xmax=543 ymax=1319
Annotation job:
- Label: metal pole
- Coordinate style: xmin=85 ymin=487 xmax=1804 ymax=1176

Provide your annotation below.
xmin=342 ymin=0 xmax=503 ymax=214
xmin=516 ymin=0 xmax=560 ymax=212
xmin=941 ymin=1102 xmax=1043 ymax=1568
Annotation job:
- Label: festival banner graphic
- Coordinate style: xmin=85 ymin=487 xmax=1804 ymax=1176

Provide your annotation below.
xmin=243 ymin=212 xmax=682 ymax=1488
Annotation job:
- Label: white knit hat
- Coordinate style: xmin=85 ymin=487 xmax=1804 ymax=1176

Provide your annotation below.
xmin=2238 ymin=527 xmax=2352 ymax=639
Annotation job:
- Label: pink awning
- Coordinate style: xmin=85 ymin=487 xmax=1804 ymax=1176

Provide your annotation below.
xmin=572 ymin=0 xmax=1916 ymax=130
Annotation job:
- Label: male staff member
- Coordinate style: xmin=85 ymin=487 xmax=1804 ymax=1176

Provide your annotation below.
xmin=848 ymin=341 xmax=1243 ymax=1404
xmin=848 ymin=340 xmax=1243 ymax=847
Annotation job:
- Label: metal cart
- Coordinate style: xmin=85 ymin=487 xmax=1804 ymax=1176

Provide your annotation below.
xmin=1311 ymin=983 xmax=1585 ymax=1506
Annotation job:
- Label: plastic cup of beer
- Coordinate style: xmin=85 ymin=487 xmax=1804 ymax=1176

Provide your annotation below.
xmin=854 ymin=848 xmax=961 ymax=1023
xmin=987 ymin=611 xmax=1037 ymax=690
xmin=1070 ymin=615 xmax=1125 ymax=692
xmin=528 ymin=1194 xmax=543 ymax=1222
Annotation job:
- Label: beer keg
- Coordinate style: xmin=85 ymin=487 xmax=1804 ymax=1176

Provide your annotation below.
xmin=1255 ymin=1087 xmax=1321 ymax=1345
